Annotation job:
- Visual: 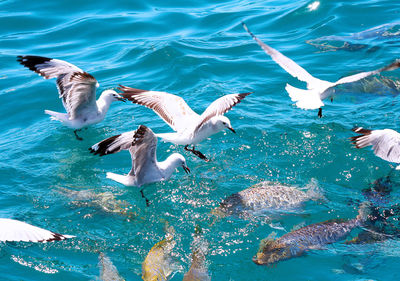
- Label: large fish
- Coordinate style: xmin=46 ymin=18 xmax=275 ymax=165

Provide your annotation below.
xmin=183 ymin=226 xmax=211 ymax=281
xmin=307 ymin=23 xmax=400 ymax=52
xmin=253 ymin=204 xmax=369 ymax=265
xmin=99 ymin=252 xmax=125 ymax=281
xmin=58 ymin=187 xmax=135 ymax=217
xmin=212 ymin=180 xmax=323 ymax=218
xmin=142 ymin=226 xmax=176 ymax=281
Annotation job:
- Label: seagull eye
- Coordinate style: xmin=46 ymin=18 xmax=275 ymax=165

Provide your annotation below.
xmin=223 ymin=122 xmax=227 ymax=125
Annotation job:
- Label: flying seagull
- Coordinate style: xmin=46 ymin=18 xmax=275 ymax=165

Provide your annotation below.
xmin=0 ymin=218 xmax=75 ymax=242
xmin=90 ymin=125 xmax=190 ymax=205
xmin=17 ymin=55 xmax=126 ymax=140
xmin=351 ymin=127 xmax=400 ymax=169
xmin=242 ymin=22 xmax=400 ymax=117
xmin=118 ymin=85 xmax=251 ymax=161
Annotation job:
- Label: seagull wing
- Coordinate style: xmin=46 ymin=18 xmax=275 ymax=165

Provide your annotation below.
xmin=89 ymin=131 xmax=137 ymax=156
xmin=242 ymin=23 xmax=324 ymax=89
xmin=194 ymin=93 xmax=251 ymax=133
xmin=351 ymin=127 xmax=400 ymax=163
xmin=334 ymin=60 xmax=400 ymax=86
xmin=130 ymin=125 xmax=159 ymax=181
xmin=0 ymin=218 xmax=75 ymax=243
xmin=118 ymin=85 xmax=199 ymax=132
xmin=18 ymin=55 xmax=99 ymax=119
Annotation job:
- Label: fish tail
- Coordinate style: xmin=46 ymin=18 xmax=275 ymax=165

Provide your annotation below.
xmin=356 ymin=201 xmax=372 ymax=224
xmin=305 ymin=178 xmax=325 ymax=202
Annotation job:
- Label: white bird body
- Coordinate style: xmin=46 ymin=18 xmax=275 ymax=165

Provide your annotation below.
xmin=0 ymin=218 xmax=74 ymax=243
xmin=351 ymin=127 xmax=400 ymax=167
xmin=118 ymin=86 xmax=250 ymax=159
xmin=18 ymin=56 xmax=125 ymax=135
xmin=90 ymin=125 xmax=190 ymax=188
xmin=242 ymin=23 xmax=400 ymax=114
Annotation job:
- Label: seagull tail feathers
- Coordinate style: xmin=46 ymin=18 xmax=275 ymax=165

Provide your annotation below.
xmin=285 ymin=83 xmax=324 ymax=110
xmin=106 ymin=172 xmax=134 ymax=186
xmin=44 ymin=110 xmax=68 ymax=122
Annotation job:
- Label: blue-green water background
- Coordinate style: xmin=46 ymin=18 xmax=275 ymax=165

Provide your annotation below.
xmin=1 ymin=0 xmax=400 ymax=280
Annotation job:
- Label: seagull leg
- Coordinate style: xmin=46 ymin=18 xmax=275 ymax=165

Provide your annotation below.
xmin=140 ymin=188 xmax=150 ymax=207
xmin=185 ymin=145 xmax=208 ymax=161
xmin=318 ymin=108 xmax=322 ymax=118
xmin=74 ymin=129 xmax=83 ymax=141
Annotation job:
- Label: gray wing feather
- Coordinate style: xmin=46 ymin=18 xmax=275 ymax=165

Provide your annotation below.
xmin=90 ymin=131 xmax=136 ymax=156
xmin=351 ymin=128 xmax=400 ymax=163
xmin=18 ymin=56 xmax=98 ymax=119
xmin=130 ymin=125 xmax=158 ymax=180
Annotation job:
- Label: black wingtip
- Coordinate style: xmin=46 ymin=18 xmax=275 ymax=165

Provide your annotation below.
xmin=17 ymin=55 xmax=53 ymax=74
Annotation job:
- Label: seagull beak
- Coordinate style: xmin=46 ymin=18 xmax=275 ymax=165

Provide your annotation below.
xmin=228 ymin=127 xmax=236 ymax=134
xmin=182 ymin=164 xmax=191 ymax=174
xmin=116 ymin=94 xmax=127 ymax=102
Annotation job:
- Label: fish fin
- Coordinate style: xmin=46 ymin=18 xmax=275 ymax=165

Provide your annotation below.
xmin=356 ymin=201 xmax=372 ymax=223
xmin=305 ymin=178 xmax=326 ymax=202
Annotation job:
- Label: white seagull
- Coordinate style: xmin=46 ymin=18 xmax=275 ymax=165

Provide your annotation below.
xmin=351 ymin=127 xmax=400 ymax=169
xmin=118 ymin=85 xmax=251 ymax=160
xmin=0 ymin=218 xmax=75 ymax=243
xmin=18 ymin=55 xmax=126 ymax=140
xmin=242 ymin=23 xmax=400 ymax=117
xmin=90 ymin=125 xmax=190 ymax=205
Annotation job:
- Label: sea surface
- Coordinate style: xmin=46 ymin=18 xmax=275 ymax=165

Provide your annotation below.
xmin=1 ymin=0 xmax=400 ymax=280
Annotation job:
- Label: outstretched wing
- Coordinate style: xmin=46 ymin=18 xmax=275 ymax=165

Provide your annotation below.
xmin=0 ymin=218 xmax=74 ymax=243
xmin=351 ymin=127 xmax=400 ymax=163
xmin=242 ymin=22 xmax=325 ymax=89
xmin=18 ymin=55 xmax=99 ymax=119
xmin=118 ymin=85 xmax=199 ymax=132
xmin=334 ymin=60 xmax=400 ymax=86
xmin=130 ymin=125 xmax=159 ymax=179
xmin=194 ymin=93 xmax=251 ymax=132
xmin=89 ymin=131 xmax=137 ymax=156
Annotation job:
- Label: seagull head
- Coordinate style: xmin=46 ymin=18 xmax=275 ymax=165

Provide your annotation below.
xmin=171 ymin=153 xmax=190 ymax=174
xmin=214 ymin=116 xmax=235 ymax=134
xmin=101 ymin=90 xmax=127 ymax=103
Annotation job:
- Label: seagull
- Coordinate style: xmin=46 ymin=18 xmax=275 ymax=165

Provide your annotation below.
xmin=351 ymin=127 xmax=400 ymax=169
xmin=89 ymin=125 xmax=190 ymax=205
xmin=118 ymin=85 xmax=251 ymax=161
xmin=17 ymin=55 xmax=126 ymax=140
xmin=0 ymin=218 xmax=75 ymax=242
xmin=242 ymin=22 xmax=400 ymax=117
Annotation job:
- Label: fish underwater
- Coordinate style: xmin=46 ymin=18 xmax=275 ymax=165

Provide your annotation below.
xmin=58 ymin=187 xmax=136 ymax=217
xmin=212 ymin=179 xmax=324 ymax=219
xmin=142 ymin=225 xmax=176 ymax=281
xmin=183 ymin=226 xmax=211 ymax=281
xmin=306 ymin=23 xmax=400 ymax=52
xmin=253 ymin=203 xmax=370 ymax=266
xmin=99 ymin=252 xmax=125 ymax=281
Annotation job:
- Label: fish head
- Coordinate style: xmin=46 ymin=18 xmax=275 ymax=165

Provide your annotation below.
xmin=252 ymin=239 xmax=291 ymax=266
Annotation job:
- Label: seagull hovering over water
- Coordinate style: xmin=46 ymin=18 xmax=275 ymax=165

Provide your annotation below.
xmin=242 ymin=22 xmax=400 ymax=117
xmin=118 ymin=85 xmax=251 ymax=161
xmin=351 ymin=127 xmax=400 ymax=169
xmin=90 ymin=125 xmax=190 ymax=205
xmin=0 ymin=218 xmax=74 ymax=242
xmin=17 ymin=55 xmax=126 ymax=140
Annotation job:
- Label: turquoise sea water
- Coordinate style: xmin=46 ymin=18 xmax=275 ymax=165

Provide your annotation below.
xmin=1 ymin=0 xmax=400 ymax=280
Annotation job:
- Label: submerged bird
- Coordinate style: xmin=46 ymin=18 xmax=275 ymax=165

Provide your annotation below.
xmin=350 ymin=127 xmax=400 ymax=169
xmin=242 ymin=23 xmax=400 ymax=117
xmin=212 ymin=180 xmax=324 ymax=219
xmin=253 ymin=204 xmax=370 ymax=266
xmin=90 ymin=125 xmax=190 ymax=205
xmin=0 ymin=218 xmax=74 ymax=242
xmin=183 ymin=226 xmax=211 ymax=281
xmin=17 ymin=55 xmax=126 ymax=140
xmin=118 ymin=85 xmax=250 ymax=161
